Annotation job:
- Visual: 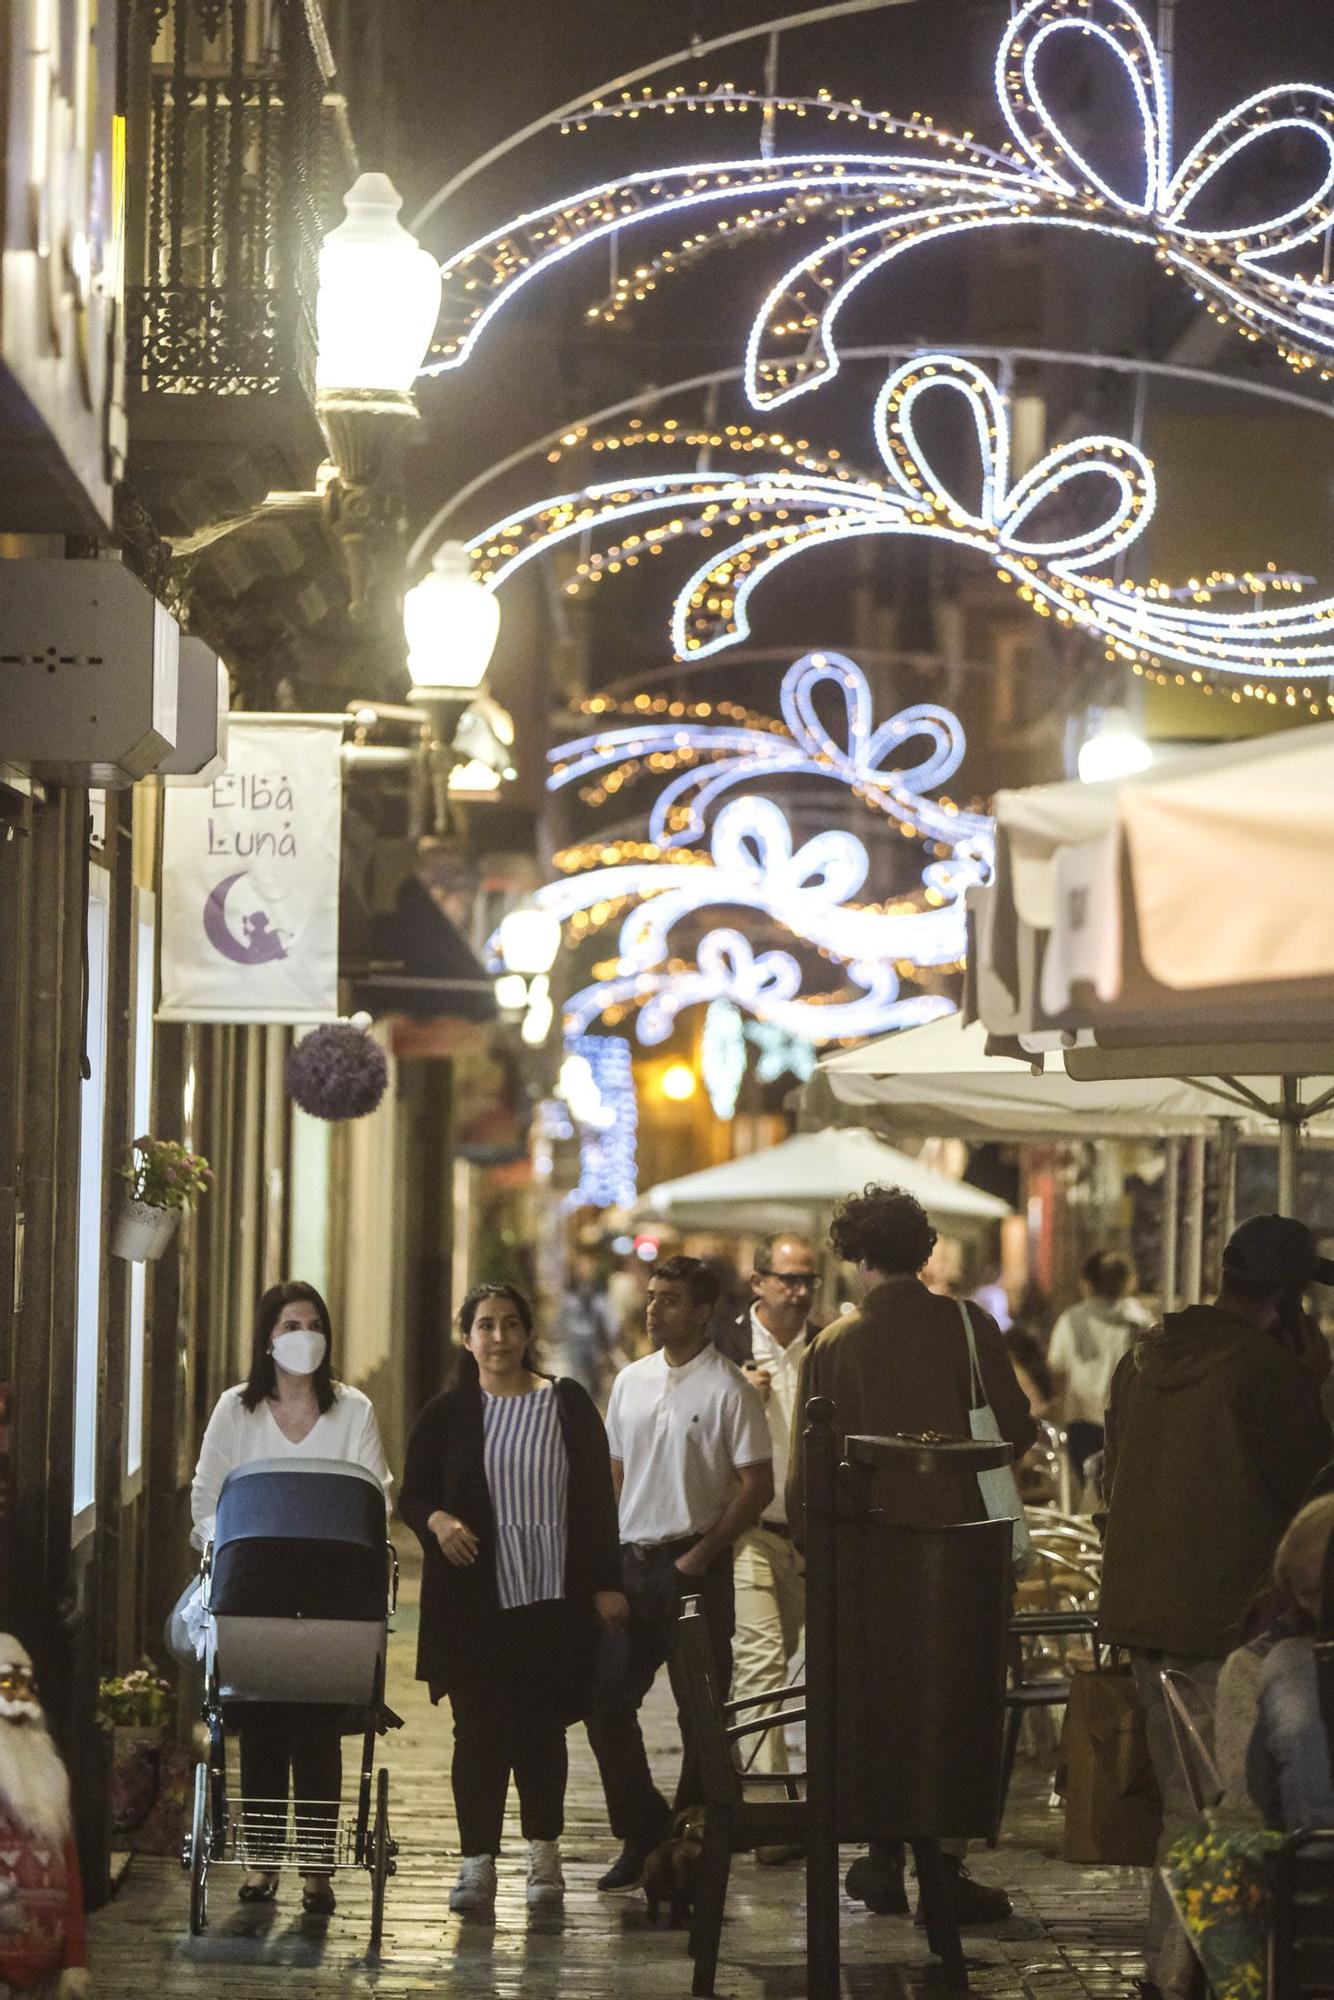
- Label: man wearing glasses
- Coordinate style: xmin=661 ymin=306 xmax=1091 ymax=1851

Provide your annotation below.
xmin=716 ymin=1234 xmax=819 ymax=1857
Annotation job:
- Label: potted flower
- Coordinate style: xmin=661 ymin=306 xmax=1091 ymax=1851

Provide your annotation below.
xmin=97 ymin=1665 xmax=177 ymax=1845
xmin=111 ymin=1137 xmax=213 ymax=1262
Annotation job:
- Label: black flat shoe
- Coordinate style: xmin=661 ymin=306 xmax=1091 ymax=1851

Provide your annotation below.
xmin=237 ymin=1875 xmax=278 ymax=1903
xmin=302 ymin=1881 xmax=337 ymax=1917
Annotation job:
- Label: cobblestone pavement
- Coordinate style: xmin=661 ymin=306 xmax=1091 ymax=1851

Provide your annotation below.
xmin=90 ymin=1540 xmax=1148 ymax=1998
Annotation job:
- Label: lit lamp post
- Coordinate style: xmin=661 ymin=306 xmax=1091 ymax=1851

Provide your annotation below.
xmin=496 ymin=900 xmax=563 ymax=1046
xmin=403 ymin=538 xmax=516 ymax=804
xmin=315 ymin=172 xmax=442 ymax=632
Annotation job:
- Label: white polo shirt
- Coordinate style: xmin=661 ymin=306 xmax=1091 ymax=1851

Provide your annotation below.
xmin=748 ymin=1306 xmax=807 ymax=1526
xmin=605 ymin=1342 xmax=771 ymax=1546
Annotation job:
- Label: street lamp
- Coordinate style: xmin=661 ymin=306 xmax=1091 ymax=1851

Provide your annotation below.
xmin=403 ymin=543 xmax=501 ymax=696
xmin=315 ymin=173 xmax=442 ymax=631
xmin=1077 ymin=708 xmax=1153 ymax=785
xmin=316 ymin=172 xmax=442 ymax=404
xmin=497 ymin=902 xmax=562 ymax=978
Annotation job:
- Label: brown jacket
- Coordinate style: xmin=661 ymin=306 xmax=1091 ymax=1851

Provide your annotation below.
xmin=785 ymin=1275 xmax=1039 ymax=1542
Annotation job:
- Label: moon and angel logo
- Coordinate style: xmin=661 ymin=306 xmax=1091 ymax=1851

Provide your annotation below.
xmin=202 ymin=871 xmax=291 ymax=966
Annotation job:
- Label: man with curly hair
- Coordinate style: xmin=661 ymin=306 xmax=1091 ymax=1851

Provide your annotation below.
xmin=788 ymin=1182 xmax=1036 ymax=1926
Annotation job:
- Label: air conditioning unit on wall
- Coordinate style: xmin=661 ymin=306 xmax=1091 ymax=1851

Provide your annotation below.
xmin=0 ymin=559 xmax=179 ymax=786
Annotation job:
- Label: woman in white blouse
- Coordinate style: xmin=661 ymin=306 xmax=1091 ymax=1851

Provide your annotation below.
xmin=191 ymin=1279 xmax=392 ymax=1916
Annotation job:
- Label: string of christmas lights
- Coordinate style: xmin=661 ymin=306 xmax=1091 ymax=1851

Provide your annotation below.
xmin=422 ymin=0 xmax=1334 ymax=391
xmin=467 ymin=353 xmax=1329 ymax=686
xmin=536 ymin=651 xmax=988 ymax=1047
xmin=550 ymin=648 xmax=990 ymax=853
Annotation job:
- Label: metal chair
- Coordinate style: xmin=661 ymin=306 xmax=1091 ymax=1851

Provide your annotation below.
xmin=990 ymin=1608 xmax=1099 ymax=1843
xmin=1160 ymin=1668 xmax=1222 ymax=1814
xmin=674 ymin=1597 xmax=807 ymax=1998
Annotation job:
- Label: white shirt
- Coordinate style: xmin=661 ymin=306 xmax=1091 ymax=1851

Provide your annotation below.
xmin=190 ymin=1383 xmax=393 ymax=1548
xmin=1048 ymin=1297 xmax=1153 ymax=1425
xmin=605 ymin=1343 xmax=771 ymax=1546
xmin=748 ymin=1305 xmax=807 ymax=1526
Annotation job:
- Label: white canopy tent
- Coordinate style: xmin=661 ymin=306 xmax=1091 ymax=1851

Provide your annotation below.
xmin=637 ymin=1124 xmax=1011 ymax=1236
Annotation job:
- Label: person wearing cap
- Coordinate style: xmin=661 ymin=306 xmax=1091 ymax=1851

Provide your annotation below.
xmin=1099 ymin=1213 xmax=1334 ymax=2000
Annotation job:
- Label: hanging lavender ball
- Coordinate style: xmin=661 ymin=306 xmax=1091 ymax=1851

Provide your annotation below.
xmin=286 ymin=1020 xmax=388 ymax=1121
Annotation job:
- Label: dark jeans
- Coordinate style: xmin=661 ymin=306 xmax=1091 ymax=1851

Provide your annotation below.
xmin=586 ymin=1540 xmax=735 ymax=1843
xmin=238 ymin=1706 xmax=342 ymax=1872
xmin=447 ymin=1600 xmax=579 ymax=1857
xmin=1066 ymin=1419 xmax=1105 ymax=1481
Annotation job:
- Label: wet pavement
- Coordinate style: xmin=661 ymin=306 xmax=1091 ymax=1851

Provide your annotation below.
xmin=89 ymin=1538 xmax=1148 ymax=1997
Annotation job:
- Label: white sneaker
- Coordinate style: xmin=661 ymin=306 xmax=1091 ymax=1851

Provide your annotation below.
xmin=449 ymin=1854 xmax=497 ymax=1914
xmin=526 ymin=1839 xmax=565 ymax=1906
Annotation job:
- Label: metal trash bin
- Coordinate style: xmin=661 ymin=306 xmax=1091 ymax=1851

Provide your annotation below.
xmin=805 ymin=1404 xmax=1016 ymax=1999
xmin=835 ymin=1438 xmax=1012 ymax=1843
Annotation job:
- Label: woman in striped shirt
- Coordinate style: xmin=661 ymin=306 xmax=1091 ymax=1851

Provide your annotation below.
xmin=398 ymin=1284 xmax=626 ymax=1918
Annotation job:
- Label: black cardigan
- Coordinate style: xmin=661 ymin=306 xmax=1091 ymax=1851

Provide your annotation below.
xmin=397 ymin=1376 xmax=622 ymax=1694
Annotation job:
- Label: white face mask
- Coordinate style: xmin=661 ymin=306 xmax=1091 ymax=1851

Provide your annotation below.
xmin=270 ymin=1329 xmax=327 ymax=1377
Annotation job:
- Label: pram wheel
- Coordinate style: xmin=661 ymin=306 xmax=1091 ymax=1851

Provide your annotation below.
xmin=188 ymin=1761 xmax=210 ymax=1936
xmin=369 ymin=1768 xmax=395 ymax=1951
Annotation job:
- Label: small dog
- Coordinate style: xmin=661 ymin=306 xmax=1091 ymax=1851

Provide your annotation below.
xmin=642 ymin=1806 xmax=706 ymax=1927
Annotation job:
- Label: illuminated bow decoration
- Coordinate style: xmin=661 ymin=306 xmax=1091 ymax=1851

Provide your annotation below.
xmin=551 ymin=649 xmax=987 ymax=852
xmin=673 ymin=353 xmax=1155 ymax=657
xmin=563 ymin=928 xmax=954 ymax=1047
xmin=424 ymin=0 xmax=1334 ymax=393
xmin=540 ymin=793 xmax=985 ymax=976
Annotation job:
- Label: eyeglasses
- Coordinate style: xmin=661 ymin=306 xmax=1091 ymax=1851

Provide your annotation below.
xmin=0 ymin=1666 xmax=36 ymax=1698
xmin=758 ymin=1271 xmax=816 ymax=1289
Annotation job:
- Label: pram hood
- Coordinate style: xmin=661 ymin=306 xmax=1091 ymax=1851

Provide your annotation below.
xmin=211 ymin=1458 xmax=388 ymax=1622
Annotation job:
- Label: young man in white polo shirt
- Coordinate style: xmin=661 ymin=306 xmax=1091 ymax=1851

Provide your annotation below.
xmin=589 ymin=1255 xmax=772 ymax=1892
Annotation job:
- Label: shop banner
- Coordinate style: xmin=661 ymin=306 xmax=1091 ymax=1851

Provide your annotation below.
xmin=159 ymin=716 xmax=342 ymax=1023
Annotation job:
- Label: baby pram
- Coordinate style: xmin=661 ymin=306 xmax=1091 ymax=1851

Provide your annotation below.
xmin=182 ymin=1457 xmax=400 ymax=1944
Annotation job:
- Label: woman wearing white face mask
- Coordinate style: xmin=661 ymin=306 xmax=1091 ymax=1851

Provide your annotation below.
xmin=190 ymin=1279 xmax=392 ymax=1915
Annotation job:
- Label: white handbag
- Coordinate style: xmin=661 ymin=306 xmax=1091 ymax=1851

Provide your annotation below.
xmin=958 ymin=1301 xmax=1034 ymax=1573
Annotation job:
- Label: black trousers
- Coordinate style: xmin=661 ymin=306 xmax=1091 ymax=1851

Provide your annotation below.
xmin=238 ymin=1705 xmax=342 ymax=1871
xmin=586 ymin=1542 xmax=734 ymax=1843
xmin=447 ymin=1600 xmax=577 ymax=1857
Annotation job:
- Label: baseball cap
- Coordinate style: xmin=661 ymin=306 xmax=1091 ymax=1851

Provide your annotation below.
xmin=1222 ymin=1214 xmax=1334 ymax=1291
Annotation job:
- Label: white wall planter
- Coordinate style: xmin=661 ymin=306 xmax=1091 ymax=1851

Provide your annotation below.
xmin=111 ymin=1200 xmax=179 ymax=1263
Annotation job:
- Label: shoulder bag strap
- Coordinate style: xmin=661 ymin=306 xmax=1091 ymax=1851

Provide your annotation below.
xmin=957 ymin=1299 xmax=986 ymax=1409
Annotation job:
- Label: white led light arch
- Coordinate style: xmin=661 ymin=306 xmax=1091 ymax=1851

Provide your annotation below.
xmin=540 ymin=649 xmax=989 ymax=1048
xmin=421 ymin=0 xmax=1334 ymax=391
xmin=465 ymin=352 xmax=1333 ymax=682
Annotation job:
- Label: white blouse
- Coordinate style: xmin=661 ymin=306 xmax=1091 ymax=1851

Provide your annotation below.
xmin=190 ymin=1383 xmax=393 ymax=1549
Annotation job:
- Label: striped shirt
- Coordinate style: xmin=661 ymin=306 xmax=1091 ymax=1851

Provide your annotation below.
xmin=481 ymin=1385 xmax=569 ymax=1610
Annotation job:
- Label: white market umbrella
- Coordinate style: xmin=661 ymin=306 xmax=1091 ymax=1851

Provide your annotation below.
xmin=990 ymin=722 xmax=1334 ymax=1034
xmin=810 ymin=1011 xmax=1220 ymax=1142
xmin=803 ymin=1011 xmax=1243 ymax=1309
xmin=974 ymin=725 xmax=1334 ymax=1213
xmin=638 ymin=1125 xmax=1011 ymax=1236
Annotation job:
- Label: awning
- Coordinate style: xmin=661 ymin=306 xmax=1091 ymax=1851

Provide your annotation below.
xmin=980 ymin=722 xmax=1334 ymax=1039
xmin=806 ymin=1011 xmax=1220 ymax=1141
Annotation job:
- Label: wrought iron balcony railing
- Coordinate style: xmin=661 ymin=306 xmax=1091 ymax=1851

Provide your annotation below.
xmin=127 ymin=0 xmax=333 ymax=399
